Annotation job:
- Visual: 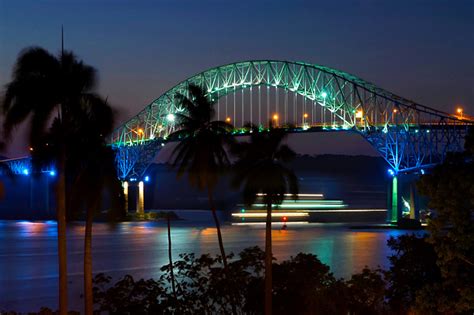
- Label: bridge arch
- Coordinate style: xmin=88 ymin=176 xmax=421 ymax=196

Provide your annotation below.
xmin=110 ymin=60 xmax=471 ymax=179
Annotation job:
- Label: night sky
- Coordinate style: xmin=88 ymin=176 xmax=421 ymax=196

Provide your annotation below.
xmin=1 ymin=0 xmax=473 ymax=157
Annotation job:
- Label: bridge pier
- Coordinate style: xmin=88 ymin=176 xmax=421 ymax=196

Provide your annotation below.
xmin=387 ymin=174 xmax=421 ymax=225
xmin=122 ymin=180 xmax=144 ymax=214
xmin=409 ymin=183 xmax=419 ymax=220
xmin=122 ymin=181 xmax=129 ymax=212
xmin=137 ymin=181 xmax=144 ymax=214
xmin=387 ymin=176 xmax=401 ymax=224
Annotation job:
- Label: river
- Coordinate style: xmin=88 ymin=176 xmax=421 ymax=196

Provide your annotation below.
xmin=0 ymin=214 xmax=419 ymax=312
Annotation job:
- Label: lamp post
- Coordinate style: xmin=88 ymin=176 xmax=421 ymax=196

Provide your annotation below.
xmin=272 ymin=113 xmax=279 ymax=126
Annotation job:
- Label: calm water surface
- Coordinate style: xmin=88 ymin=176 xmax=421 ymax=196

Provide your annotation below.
xmin=0 ymin=214 xmax=415 ymax=312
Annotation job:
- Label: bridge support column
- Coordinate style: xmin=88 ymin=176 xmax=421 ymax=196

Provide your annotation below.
xmin=387 ymin=174 xmax=421 ymax=225
xmin=387 ymin=175 xmax=401 ymax=224
xmin=122 ymin=181 xmax=129 ymax=212
xmin=137 ymin=181 xmax=144 ymax=214
xmin=409 ymin=183 xmax=419 ymax=220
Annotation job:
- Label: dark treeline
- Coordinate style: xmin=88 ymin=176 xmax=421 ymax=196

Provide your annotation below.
xmin=90 ymin=234 xmax=445 ymax=314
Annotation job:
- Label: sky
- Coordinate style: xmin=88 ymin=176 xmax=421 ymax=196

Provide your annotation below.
xmin=0 ymin=0 xmax=473 ymax=157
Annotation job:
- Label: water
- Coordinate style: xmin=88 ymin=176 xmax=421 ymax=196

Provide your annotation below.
xmin=0 ymin=215 xmax=414 ymax=312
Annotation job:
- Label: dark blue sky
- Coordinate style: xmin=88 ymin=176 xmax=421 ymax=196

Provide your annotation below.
xmin=1 ymin=0 xmax=473 ymax=156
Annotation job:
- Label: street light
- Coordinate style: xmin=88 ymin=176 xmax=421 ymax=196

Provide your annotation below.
xmin=457 ymin=107 xmax=463 ymax=119
xmin=166 ymin=113 xmax=175 ymax=122
xmin=273 ymin=114 xmax=279 ymax=121
xmin=225 ymin=117 xmax=231 ymax=123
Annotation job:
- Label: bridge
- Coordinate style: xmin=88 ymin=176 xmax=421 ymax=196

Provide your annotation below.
xmin=2 ymin=60 xmax=472 ymax=224
xmin=111 ymin=60 xmax=470 ymax=176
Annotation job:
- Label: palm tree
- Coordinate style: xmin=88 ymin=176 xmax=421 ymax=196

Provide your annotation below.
xmin=168 ymin=84 xmax=234 ymax=268
xmin=231 ymin=123 xmax=299 ymax=315
xmin=166 ymin=212 xmax=177 ymax=300
xmin=68 ymin=146 xmax=124 ymax=314
xmin=2 ymin=47 xmax=108 ymax=314
xmin=26 ymin=73 xmax=122 ymax=315
xmin=65 ymin=96 xmax=124 ymax=315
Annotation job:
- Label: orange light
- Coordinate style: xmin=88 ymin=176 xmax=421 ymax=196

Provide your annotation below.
xmin=283 ymin=216 xmax=287 ymax=221
xmin=457 ymin=107 xmax=463 ymax=114
xmin=393 ymin=109 xmax=398 ymax=113
xmin=29 ymin=147 xmax=34 ymax=152
xmin=355 ymin=110 xmax=363 ymax=118
xmin=225 ymin=117 xmax=231 ymax=123
xmin=303 ymin=113 xmax=309 ymax=118
xmin=138 ymin=128 xmax=144 ymax=134
xmin=273 ymin=114 xmax=279 ymax=120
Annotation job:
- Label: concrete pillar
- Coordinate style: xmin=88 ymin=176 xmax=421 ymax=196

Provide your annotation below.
xmin=137 ymin=181 xmax=144 ymax=214
xmin=387 ymin=175 xmax=401 ymax=224
xmin=123 ymin=181 xmax=129 ymax=212
xmin=409 ymin=183 xmax=419 ymax=220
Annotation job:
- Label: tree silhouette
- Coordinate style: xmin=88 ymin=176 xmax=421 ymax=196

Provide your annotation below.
xmin=1 ymin=47 xmax=118 ymax=314
xmin=168 ymin=84 xmax=234 ymax=268
xmin=232 ymin=122 xmax=298 ymax=315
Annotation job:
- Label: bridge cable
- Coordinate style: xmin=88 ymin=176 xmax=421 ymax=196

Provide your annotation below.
xmin=242 ymin=88 xmax=244 ymax=127
xmin=276 ymin=86 xmax=279 ymax=123
xmin=250 ymin=86 xmax=253 ymax=125
xmin=258 ymin=85 xmax=261 ymax=126
xmin=233 ymin=86 xmax=236 ymax=127
xmin=267 ymin=86 xmax=270 ymax=127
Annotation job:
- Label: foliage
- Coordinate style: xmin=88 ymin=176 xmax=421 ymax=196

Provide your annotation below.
xmin=168 ymin=84 xmax=234 ymax=271
xmin=345 ymin=268 xmax=387 ymax=315
xmin=231 ymin=123 xmax=298 ymax=208
xmin=1 ymin=46 xmax=119 ymax=314
xmin=385 ymin=234 xmax=441 ymax=314
xmin=93 ymin=273 xmax=166 ymax=314
xmin=231 ymin=122 xmax=299 ymax=314
xmin=169 ymin=84 xmax=234 ymax=191
xmin=417 ymin=127 xmax=474 ymax=313
xmin=93 ymin=246 xmax=397 ymax=315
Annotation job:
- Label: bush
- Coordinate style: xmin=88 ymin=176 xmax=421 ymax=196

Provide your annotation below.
xmin=93 ymin=247 xmax=390 ymax=314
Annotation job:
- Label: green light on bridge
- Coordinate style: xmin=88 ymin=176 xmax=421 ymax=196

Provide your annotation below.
xmin=166 ymin=113 xmax=176 ymax=122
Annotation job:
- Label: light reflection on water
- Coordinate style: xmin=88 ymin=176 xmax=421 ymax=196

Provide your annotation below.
xmin=0 ymin=219 xmax=418 ymax=312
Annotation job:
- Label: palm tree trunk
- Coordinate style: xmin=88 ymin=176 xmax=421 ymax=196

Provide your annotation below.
xmin=167 ymin=215 xmax=177 ymax=300
xmin=208 ymin=187 xmax=238 ymax=315
xmin=57 ymin=153 xmax=68 ymax=315
xmin=265 ymin=202 xmax=273 ymax=315
xmin=84 ymin=202 xmax=95 ymax=315
xmin=207 ymin=187 xmax=228 ymax=268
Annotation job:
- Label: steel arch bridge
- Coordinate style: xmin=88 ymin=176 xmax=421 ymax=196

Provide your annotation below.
xmin=109 ymin=60 xmax=472 ymax=180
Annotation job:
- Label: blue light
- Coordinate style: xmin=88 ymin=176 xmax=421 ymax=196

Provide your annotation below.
xmin=130 ymin=177 xmax=137 ymax=182
xmin=22 ymin=169 xmax=29 ymax=175
xmin=387 ymin=169 xmax=395 ymax=177
xmin=144 ymin=176 xmax=150 ymax=182
xmin=49 ymin=170 xmax=56 ymax=177
xmin=420 ymin=169 xmax=425 ymax=175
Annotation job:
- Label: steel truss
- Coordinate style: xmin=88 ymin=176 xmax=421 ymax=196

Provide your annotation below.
xmin=108 ymin=60 xmax=472 ymax=179
xmin=0 ymin=157 xmax=54 ymax=175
